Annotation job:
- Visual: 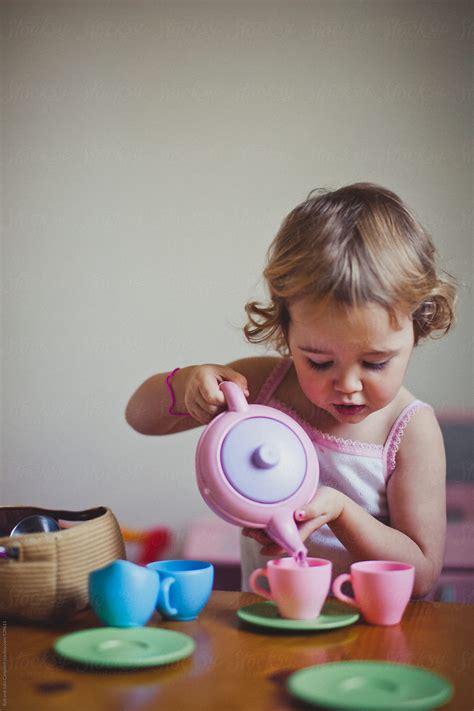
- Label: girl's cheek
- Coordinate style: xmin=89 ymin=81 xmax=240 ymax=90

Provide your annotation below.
xmin=301 ymin=374 xmax=326 ymax=402
xmin=370 ymin=380 xmax=399 ymax=405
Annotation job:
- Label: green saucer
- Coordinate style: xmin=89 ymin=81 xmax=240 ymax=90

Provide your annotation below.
xmin=54 ymin=627 xmax=195 ymax=669
xmin=237 ymin=599 xmax=359 ymax=631
xmin=287 ymin=661 xmax=453 ymax=710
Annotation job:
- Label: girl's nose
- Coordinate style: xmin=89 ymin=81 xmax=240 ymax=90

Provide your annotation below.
xmin=333 ymin=370 xmax=363 ymax=394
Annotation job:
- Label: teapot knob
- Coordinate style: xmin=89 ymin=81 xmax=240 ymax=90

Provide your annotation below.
xmin=252 ymin=444 xmax=280 ymax=469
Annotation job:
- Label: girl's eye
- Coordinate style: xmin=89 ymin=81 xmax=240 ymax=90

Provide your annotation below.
xmin=307 ymin=359 xmax=333 ymax=371
xmin=363 ymin=360 xmax=389 ymax=371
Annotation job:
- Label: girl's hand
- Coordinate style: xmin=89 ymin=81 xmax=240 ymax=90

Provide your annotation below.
xmin=242 ymin=487 xmax=345 ymax=556
xmin=295 ymin=486 xmax=345 ymax=541
xmin=184 ymin=364 xmax=249 ymax=424
xmin=241 ymin=527 xmax=285 ymax=557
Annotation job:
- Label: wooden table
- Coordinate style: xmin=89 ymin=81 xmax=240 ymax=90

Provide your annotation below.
xmin=3 ymin=592 xmax=473 ymax=710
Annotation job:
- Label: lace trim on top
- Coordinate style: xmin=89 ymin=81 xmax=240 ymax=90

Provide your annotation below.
xmin=271 ymin=396 xmax=384 ymax=456
xmin=383 ymin=400 xmax=432 ymax=478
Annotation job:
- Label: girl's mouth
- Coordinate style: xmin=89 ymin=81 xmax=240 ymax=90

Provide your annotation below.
xmin=333 ymin=404 xmax=366 ymax=416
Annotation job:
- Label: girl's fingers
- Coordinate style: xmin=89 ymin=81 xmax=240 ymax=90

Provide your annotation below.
xmin=260 ymin=543 xmax=285 ymax=556
xmin=219 ymin=368 xmax=249 ymax=397
xmin=188 ymin=400 xmax=214 ymax=424
xmin=194 ymin=390 xmax=224 ymax=417
xmin=242 ymin=528 xmax=275 ymax=547
xmin=185 ymin=366 xmax=249 ymax=425
xmin=297 ymin=515 xmax=330 ymax=541
xmin=199 ymin=381 xmax=226 ymax=407
xmin=242 ymin=528 xmax=284 ymax=556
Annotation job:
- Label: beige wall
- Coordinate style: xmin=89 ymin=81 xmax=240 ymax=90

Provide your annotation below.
xmin=2 ymin=1 xmax=472 ymax=539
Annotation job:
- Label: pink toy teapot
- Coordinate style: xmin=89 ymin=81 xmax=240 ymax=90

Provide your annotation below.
xmin=195 ymin=382 xmax=319 ymax=561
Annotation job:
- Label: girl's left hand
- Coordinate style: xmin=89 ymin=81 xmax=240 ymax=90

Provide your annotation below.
xmin=242 ymin=486 xmax=346 ymax=556
xmin=241 ymin=527 xmax=283 ymax=557
xmin=295 ymin=485 xmax=345 ymax=542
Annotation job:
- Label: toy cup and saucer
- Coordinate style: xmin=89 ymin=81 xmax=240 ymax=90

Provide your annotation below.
xmin=53 ymin=559 xmax=204 ymax=669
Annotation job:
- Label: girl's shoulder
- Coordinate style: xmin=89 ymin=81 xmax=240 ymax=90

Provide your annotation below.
xmin=226 ymin=356 xmax=284 ymax=402
xmin=391 ymin=388 xmax=442 ymax=455
xmin=388 ymin=386 xmax=436 ymax=428
xmin=381 ymin=388 xmax=443 ymax=472
xmin=344 ymin=387 xmax=436 ymax=446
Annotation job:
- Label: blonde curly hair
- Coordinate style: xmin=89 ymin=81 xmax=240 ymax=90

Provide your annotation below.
xmin=244 ymin=183 xmax=457 ymax=354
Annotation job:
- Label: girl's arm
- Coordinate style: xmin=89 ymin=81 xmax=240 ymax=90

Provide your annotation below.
xmin=247 ymin=407 xmax=446 ymax=597
xmin=298 ymin=407 xmax=446 ymax=597
xmin=125 ymin=365 xmax=202 ymax=436
xmin=125 ymin=357 xmax=279 ymax=436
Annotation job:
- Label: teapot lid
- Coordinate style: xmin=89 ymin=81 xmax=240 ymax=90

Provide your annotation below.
xmin=220 ymin=416 xmax=307 ymax=503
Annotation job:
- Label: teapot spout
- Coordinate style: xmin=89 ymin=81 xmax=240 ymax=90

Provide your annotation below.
xmin=265 ymin=509 xmax=307 ymax=560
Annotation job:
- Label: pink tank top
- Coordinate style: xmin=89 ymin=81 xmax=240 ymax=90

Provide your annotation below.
xmin=240 ymin=357 xmax=431 ymax=589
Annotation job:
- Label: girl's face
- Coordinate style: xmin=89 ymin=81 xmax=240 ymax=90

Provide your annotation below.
xmin=287 ymin=299 xmax=415 ymax=424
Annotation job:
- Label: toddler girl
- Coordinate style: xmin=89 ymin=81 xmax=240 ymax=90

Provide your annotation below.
xmin=126 ymin=182 xmax=456 ymax=598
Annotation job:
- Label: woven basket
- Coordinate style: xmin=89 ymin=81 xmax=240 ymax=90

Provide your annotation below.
xmin=0 ymin=506 xmax=125 ymax=623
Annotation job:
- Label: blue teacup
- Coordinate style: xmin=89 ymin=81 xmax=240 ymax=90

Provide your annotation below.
xmin=89 ymin=559 xmax=160 ymax=627
xmin=147 ymin=560 xmax=214 ymax=621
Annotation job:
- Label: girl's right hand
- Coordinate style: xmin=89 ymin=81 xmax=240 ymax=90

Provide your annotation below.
xmin=184 ymin=364 xmax=250 ymax=424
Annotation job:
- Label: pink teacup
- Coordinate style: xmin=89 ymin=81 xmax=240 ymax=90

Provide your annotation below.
xmin=249 ymin=557 xmax=332 ymax=619
xmin=332 ymin=560 xmax=415 ymax=625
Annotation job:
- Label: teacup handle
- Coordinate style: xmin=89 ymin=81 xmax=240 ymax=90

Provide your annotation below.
xmin=157 ymin=575 xmax=178 ymax=616
xmin=249 ymin=567 xmax=273 ymax=601
xmin=332 ymin=573 xmax=359 ymax=609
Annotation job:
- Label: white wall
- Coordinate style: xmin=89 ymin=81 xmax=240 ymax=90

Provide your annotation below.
xmin=2 ymin=1 xmax=472 ymax=544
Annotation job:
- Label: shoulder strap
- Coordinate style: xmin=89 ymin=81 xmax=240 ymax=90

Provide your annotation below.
xmin=383 ymin=400 xmax=432 ymax=480
xmin=255 ymin=358 xmax=293 ymax=405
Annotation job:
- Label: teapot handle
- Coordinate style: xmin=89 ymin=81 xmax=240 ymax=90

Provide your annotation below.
xmin=219 ymin=381 xmax=249 ymax=413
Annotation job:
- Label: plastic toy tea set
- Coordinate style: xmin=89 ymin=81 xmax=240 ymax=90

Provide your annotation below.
xmin=50 ymin=383 xmax=452 ymax=709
